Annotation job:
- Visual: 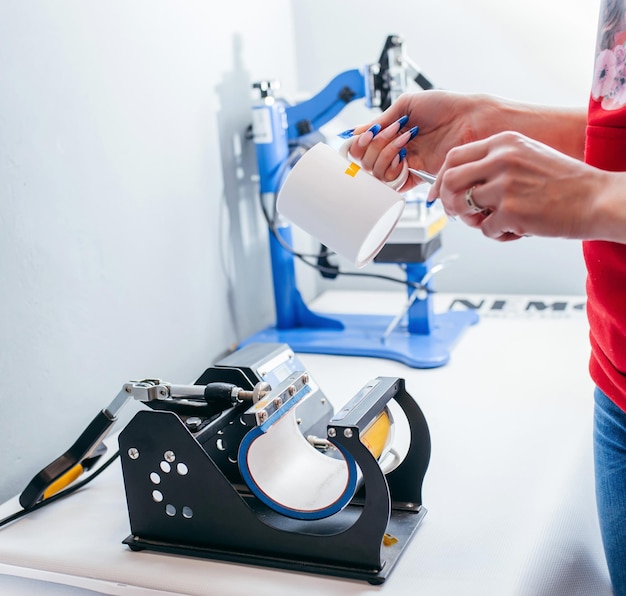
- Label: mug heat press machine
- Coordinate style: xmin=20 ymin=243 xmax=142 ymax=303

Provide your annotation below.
xmin=241 ymin=34 xmax=478 ymax=368
xmin=13 ymin=343 xmax=431 ymax=585
xmin=119 ymin=342 xmax=431 ymax=584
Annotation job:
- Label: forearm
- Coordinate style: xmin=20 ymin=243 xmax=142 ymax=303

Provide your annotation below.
xmin=586 ymin=170 xmax=626 ymax=243
xmin=470 ymin=94 xmax=587 ymax=160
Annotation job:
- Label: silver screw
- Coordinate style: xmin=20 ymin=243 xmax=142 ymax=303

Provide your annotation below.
xmin=344 ymin=428 xmax=353 ymax=438
xmin=186 ymin=417 xmax=203 ymax=431
xmin=328 ymin=428 xmax=336 ymax=438
xmin=164 ymin=450 xmax=175 ymax=463
xmin=128 ymin=448 xmax=139 ymax=460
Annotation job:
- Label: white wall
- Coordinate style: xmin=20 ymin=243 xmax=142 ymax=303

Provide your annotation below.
xmin=0 ymin=0 xmax=599 ymax=506
xmin=0 ymin=0 xmax=297 ymax=504
xmin=291 ymin=0 xmax=598 ymax=295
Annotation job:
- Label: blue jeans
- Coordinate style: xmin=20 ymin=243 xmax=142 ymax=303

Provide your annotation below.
xmin=594 ymin=386 xmax=626 ymax=595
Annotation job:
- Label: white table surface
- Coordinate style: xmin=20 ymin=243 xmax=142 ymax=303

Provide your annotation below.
xmin=0 ymin=292 xmax=613 ymax=595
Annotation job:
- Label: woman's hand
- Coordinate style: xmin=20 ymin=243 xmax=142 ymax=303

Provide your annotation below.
xmin=344 ymin=90 xmax=587 ymax=194
xmin=345 ymin=91 xmax=500 ymax=192
xmin=428 ymin=131 xmax=604 ymax=241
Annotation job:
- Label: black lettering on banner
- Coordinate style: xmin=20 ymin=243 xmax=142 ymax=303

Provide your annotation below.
xmin=526 ymin=301 xmax=567 ymax=312
xmin=447 ymin=297 xmax=586 ymax=318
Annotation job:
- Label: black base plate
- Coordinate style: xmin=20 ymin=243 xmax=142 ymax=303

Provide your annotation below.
xmin=123 ymin=506 xmax=427 ymax=585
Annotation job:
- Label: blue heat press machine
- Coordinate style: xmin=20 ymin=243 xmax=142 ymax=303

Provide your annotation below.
xmin=241 ymin=35 xmax=478 ymax=368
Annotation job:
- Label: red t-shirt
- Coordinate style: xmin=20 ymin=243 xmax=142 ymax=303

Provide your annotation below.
xmin=584 ymin=3 xmax=626 ymax=412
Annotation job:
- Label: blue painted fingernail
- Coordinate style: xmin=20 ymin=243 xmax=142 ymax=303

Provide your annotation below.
xmin=337 ymin=128 xmax=355 ymax=139
xmin=397 ymin=115 xmax=409 ymax=130
xmin=369 ymin=123 xmax=382 ymax=136
xmin=398 ymin=147 xmax=407 ymax=162
xmin=426 ymin=198 xmax=438 ymax=208
xmin=409 ymin=125 xmax=419 ymax=140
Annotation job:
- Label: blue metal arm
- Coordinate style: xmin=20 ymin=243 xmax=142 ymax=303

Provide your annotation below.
xmin=284 ymin=69 xmax=366 ymax=140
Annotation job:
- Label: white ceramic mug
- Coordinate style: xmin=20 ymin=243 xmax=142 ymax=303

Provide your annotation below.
xmin=276 ymin=141 xmax=406 ymax=268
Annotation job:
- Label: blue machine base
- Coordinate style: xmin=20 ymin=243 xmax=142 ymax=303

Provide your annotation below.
xmin=239 ymin=310 xmax=479 ymax=369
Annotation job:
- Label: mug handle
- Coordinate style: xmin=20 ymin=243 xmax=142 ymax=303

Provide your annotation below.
xmin=338 ymin=136 xmax=409 ymax=191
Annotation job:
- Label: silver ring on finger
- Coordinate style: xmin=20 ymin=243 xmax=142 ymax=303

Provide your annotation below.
xmin=465 ymin=186 xmax=484 ymax=213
